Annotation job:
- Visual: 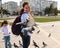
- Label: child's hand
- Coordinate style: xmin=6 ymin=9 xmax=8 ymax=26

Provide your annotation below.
xmin=3 ymin=33 xmax=6 ymax=35
xmin=9 ymin=32 xmax=11 ymax=34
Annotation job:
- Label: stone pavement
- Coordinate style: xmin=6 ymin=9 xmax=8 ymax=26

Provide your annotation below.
xmin=0 ymin=21 xmax=60 ymax=48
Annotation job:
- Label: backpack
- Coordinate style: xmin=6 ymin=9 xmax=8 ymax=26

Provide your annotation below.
xmin=11 ymin=16 xmax=23 ymax=36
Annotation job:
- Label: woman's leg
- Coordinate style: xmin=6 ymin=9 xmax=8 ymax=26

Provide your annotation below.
xmin=22 ymin=36 xmax=30 ymax=48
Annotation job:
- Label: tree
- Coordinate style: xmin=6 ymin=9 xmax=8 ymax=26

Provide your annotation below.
xmin=0 ymin=8 xmax=10 ymax=15
xmin=12 ymin=11 xmax=18 ymax=15
xmin=0 ymin=9 xmax=1 ymax=14
xmin=44 ymin=3 xmax=58 ymax=15
xmin=49 ymin=3 xmax=54 ymax=14
xmin=58 ymin=10 xmax=60 ymax=13
xmin=54 ymin=8 xmax=58 ymax=15
xmin=44 ymin=7 xmax=50 ymax=14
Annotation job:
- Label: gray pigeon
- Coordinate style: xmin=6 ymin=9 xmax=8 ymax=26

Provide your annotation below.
xmin=33 ymin=40 xmax=39 ymax=48
xmin=48 ymin=33 xmax=51 ymax=37
xmin=42 ymin=42 xmax=47 ymax=47
xmin=14 ymin=43 xmax=19 ymax=48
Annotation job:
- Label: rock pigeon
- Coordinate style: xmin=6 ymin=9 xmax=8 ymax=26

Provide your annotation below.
xmin=37 ymin=30 xmax=40 ymax=34
xmin=52 ymin=24 xmax=54 ymax=27
xmin=48 ymin=33 xmax=51 ymax=37
xmin=42 ymin=42 xmax=47 ymax=47
xmin=14 ymin=43 xmax=19 ymax=48
xmin=19 ymin=40 xmax=23 ymax=46
xmin=33 ymin=40 xmax=39 ymax=48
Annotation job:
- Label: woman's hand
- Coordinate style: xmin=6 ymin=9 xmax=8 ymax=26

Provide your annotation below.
xmin=29 ymin=31 xmax=33 ymax=34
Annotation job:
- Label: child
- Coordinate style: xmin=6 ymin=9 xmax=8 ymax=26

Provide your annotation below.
xmin=1 ymin=20 xmax=11 ymax=48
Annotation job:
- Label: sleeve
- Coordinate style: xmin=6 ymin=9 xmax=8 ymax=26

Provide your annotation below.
xmin=21 ymin=13 xmax=29 ymax=23
xmin=8 ymin=25 xmax=11 ymax=32
xmin=1 ymin=27 xmax=4 ymax=32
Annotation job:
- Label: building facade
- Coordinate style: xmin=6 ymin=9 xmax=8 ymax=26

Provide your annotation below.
xmin=2 ymin=1 xmax=18 ymax=15
xmin=47 ymin=1 xmax=57 ymax=8
xmin=0 ymin=0 xmax=2 ymax=9
xmin=20 ymin=0 xmax=57 ymax=15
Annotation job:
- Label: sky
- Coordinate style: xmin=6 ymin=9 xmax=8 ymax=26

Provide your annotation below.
xmin=2 ymin=0 xmax=60 ymax=10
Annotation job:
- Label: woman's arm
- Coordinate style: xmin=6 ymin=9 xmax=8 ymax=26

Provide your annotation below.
xmin=21 ymin=13 xmax=29 ymax=23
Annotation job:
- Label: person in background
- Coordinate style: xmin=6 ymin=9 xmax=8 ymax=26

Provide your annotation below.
xmin=1 ymin=20 xmax=11 ymax=48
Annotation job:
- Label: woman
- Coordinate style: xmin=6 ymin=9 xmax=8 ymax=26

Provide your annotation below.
xmin=19 ymin=2 xmax=35 ymax=48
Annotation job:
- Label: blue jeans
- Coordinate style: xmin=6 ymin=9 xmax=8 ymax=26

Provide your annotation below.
xmin=22 ymin=35 xmax=30 ymax=48
xmin=4 ymin=36 xmax=11 ymax=48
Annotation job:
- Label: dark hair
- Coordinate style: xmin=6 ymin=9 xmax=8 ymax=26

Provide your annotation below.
xmin=20 ymin=2 xmax=28 ymax=16
xmin=23 ymin=2 xmax=28 ymax=8
xmin=20 ymin=9 xmax=24 ymax=16
xmin=1 ymin=20 xmax=8 ymax=27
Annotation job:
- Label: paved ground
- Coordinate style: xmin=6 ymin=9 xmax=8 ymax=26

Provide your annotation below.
xmin=0 ymin=21 xmax=60 ymax=48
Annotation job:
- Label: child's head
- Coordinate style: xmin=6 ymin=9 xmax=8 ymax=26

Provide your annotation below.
xmin=1 ymin=20 xmax=8 ymax=27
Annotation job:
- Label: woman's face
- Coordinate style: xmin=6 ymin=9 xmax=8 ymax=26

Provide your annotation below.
xmin=24 ymin=4 xmax=30 ymax=12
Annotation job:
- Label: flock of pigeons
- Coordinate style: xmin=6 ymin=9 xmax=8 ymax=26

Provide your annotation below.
xmin=13 ymin=40 xmax=47 ymax=48
xmin=13 ymin=40 xmax=23 ymax=48
xmin=3 ymin=24 xmax=53 ymax=48
xmin=13 ymin=30 xmax=48 ymax=48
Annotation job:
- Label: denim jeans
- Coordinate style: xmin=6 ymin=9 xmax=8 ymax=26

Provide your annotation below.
xmin=4 ymin=36 xmax=11 ymax=48
xmin=22 ymin=35 xmax=30 ymax=48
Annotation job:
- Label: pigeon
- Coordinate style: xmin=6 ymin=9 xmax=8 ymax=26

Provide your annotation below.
xmin=37 ymin=30 xmax=40 ymax=34
xmin=19 ymin=40 xmax=21 ymax=44
xmin=33 ymin=40 xmax=39 ymax=48
xmin=19 ymin=40 xmax=23 ymax=46
xmin=48 ymin=33 xmax=51 ymax=37
xmin=14 ymin=43 xmax=19 ymax=48
xmin=42 ymin=42 xmax=47 ymax=47
xmin=52 ymin=24 xmax=54 ymax=27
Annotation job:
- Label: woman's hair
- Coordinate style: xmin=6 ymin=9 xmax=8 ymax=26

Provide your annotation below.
xmin=23 ymin=2 xmax=28 ymax=8
xmin=20 ymin=2 xmax=28 ymax=16
xmin=1 ymin=20 xmax=8 ymax=27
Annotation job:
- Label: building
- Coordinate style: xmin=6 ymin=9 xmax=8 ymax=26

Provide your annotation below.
xmin=47 ymin=1 xmax=57 ymax=8
xmin=20 ymin=0 xmax=57 ymax=15
xmin=0 ymin=0 xmax=2 ymax=9
xmin=2 ymin=1 xmax=18 ymax=15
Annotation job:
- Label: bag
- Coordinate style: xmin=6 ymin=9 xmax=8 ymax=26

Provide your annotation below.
xmin=11 ymin=16 xmax=23 ymax=36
